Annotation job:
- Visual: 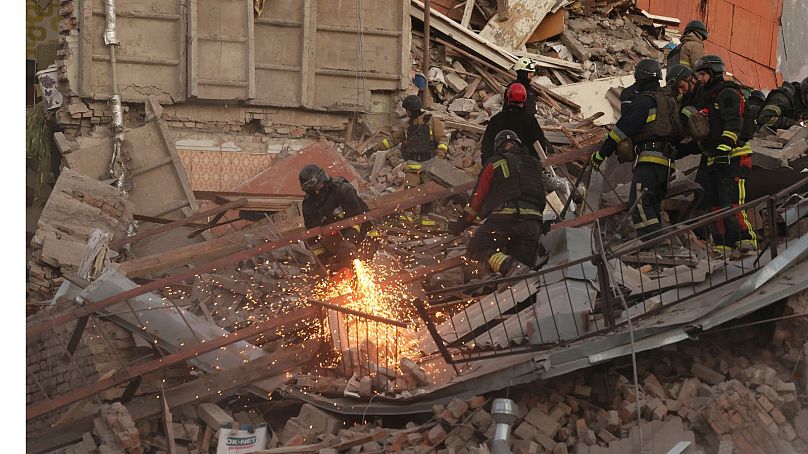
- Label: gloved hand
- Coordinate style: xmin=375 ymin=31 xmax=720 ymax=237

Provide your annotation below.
xmin=447 ymin=219 xmax=470 ymax=236
xmin=591 ymin=150 xmax=605 ymax=170
xmin=437 ymin=144 xmax=448 ymax=159
xmin=364 ymin=145 xmax=379 ymax=158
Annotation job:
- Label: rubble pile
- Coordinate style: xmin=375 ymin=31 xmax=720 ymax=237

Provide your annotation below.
xmin=27 ymin=168 xmax=133 ymax=304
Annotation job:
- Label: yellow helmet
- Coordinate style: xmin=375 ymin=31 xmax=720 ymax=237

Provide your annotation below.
xmin=512 ymin=57 xmax=536 ymax=72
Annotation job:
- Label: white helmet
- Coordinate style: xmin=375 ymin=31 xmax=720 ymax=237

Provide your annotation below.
xmin=512 ymin=57 xmax=536 ymax=72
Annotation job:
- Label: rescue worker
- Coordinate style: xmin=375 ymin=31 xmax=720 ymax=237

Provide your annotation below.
xmin=481 ymin=83 xmax=552 ymax=164
xmin=504 ymin=57 xmax=539 ymax=117
xmin=668 ymin=20 xmax=707 ymax=69
xmin=690 ymin=55 xmax=757 ymax=253
xmin=590 ymin=59 xmax=683 ymax=239
xmin=666 ymin=64 xmax=699 ymax=105
xmin=300 ymin=164 xmax=373 ymax=274
xmin=448 ymin=130 xmax=545 ymax=276
xmin=371 ymin=95 xmax=448 ymax=220
xmin=757 ymin=77 xmax=808 ymax=131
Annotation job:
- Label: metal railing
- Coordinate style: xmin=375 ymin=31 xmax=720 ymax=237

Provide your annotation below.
xmin=418 ymin=176 xmax=808 ymax=364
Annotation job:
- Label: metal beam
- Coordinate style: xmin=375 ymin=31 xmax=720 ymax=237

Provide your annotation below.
xmin=26 ymin=306 xmax=318 ymax=420
xmin=26 ymin=182 xmax=474 ymax=340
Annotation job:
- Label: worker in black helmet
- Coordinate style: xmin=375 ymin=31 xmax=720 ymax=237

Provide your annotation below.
xmin=369 ymin=94 xmax=448 ymax=222
xmin=757 ymin=77 xmax=808 ymax=132
xmin=667 ymin=20 xmax=707 ymax=69
xmin=448 ymin=130 xmax=545 ymax=277
xmin=591 ymin=58 xmax=683 ymax=240
xmin=686 ymin=55 xmax=757 ymax=254
xmin=299 ymin=164 xmax=373 ymax=274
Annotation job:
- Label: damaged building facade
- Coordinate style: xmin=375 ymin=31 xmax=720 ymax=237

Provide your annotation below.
xmin=24 ymin=0 xmax=808 ymax=453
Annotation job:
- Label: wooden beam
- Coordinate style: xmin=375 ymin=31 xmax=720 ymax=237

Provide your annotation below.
xmin=461 ymin=0 xmax=475 ymax=28
xmin=110 ymin=198 xmax=248 ymax=249
xmin=421 ymin=0 xmax=431 ymax=107
xmin=496 ymin=0 xmax=509 ymax=21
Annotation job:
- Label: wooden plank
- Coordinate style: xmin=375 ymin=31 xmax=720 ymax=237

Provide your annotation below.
xmin=510 ymin=49 xmax=582 ymax=72
xmin=526 ymin=8 xmax=565 ymax=43
xmin=188 ymin=0 xmax=199 ymax=97
xmin=461 ymin=0 xmax=475 ymax=28
xmin=462 ymin=75 xmax=482 ymax=98
xmin=480 ymin=0 xmax=555 ymax=49
xmin=496 ymin=0 xmax=509 ymax=20
xmin=444 ymin=119 xmax=486 ymax=134
xmin=161 ymin=386 xmax=179 ymax=454
xmin=301 ymin=0 xmax=316 ymax=108
xmin=246 ymin=0 xmax=255 ymax=100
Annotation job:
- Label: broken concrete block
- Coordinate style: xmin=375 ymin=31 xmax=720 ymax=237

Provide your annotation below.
xmin=513 ymin=421 xmax=539 ymax=441
xmin=559 ymin=31 xmax=591 ymax=62
xmin=400 ymin=358 xmax=429 ymax=386
xmin=427 ymin=424 xmax=447 ymax=445
xmin=421 ymin=157 xmax=474 ymax=188
xmin=445 ymin=73 xmax=468 ymax=93
xmin=298 ymin=404 xmax=342 ymax=435
xmin=643 ymin=374 xmax=666 ymax=399
xmin=446 ymin=398 xmax=469 ymax=419
xmin=573 ymin=385 xmax=591 ymax=398
xmin=597 ymin=429 xmax=618 ymax=443
xmin=448 ymin=98 xmax=477 ymax=114
xmin=691 ymin=363 xmax=725 ymax=386
xmin=525 ymin=408 xmax=561 ymax=438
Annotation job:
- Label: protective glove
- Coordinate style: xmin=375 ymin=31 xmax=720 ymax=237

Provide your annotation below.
xmin=590 ymin=150 xmax=605 ymax=170
xmin=447 ymin=218 xmax=471 ymax=236
xmin=364 ymin=144 xmax=379 ymax=158
xmin=437 ymin=144 xmax=449 ymax=159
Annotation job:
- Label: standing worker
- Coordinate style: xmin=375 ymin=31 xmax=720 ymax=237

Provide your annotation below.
xmin=299 ymin=164 xmax=373 ymax=275
xmin=757 ymin=77 xmax=808 ymax=132
xmin=481 ymin=83 xmax=552 ymax=164
xmin=690 ymin=55 xmax=757 ymax=254
xmin=448 ymin=130 xmax=545 ymax=277
xmin=371 ymin=95 xmax=448 ymax=221
xmin=504 ymin=57 xmax=539 ymax=117
xmin=667 ymin=20 xmax=707 ymax=69
xmin=590 ymin=59 xmax=683 ymax=240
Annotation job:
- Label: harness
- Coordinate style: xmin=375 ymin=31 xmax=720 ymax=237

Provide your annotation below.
xmin=402 ymin=114 xmax=436 ymax=163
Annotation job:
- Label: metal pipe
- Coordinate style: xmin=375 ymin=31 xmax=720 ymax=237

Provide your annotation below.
xmin=490 ymin=398 xmax=517 ymax=454
xmin=420 ymin=0 xmax=431 ymax=107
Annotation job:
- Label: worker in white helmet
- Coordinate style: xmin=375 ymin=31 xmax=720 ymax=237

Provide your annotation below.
xmin=504 ymin=57 xmax=538 ymax=116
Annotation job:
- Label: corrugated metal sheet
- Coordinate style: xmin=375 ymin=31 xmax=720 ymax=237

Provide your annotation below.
xmin=637 ymin=0 xmax=782 ymax=89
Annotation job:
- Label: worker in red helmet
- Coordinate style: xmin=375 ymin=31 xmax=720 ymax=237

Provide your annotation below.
xmin=481 ymin=83 xmax=552 ymax=164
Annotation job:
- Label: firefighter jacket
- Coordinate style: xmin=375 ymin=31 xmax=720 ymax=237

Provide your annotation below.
xmin=503 ymin=76 xmax=539 ymax=117
xmin=678 ymin=33 xmax=705 ymax=69
xmin=600 ymin=79 xmax=682 ymax=168
xmin=758 ymin=82 xmax=808 ymax=131
xmin=464 ymin=146 xmax=546 ymax=222
xmin=302 ymin=177 xmax=370 ymax=247
xmin=699 ymin=78 xmax=752 ymax=164
xmin=481 ymin=105 xmax=551 ymax=163
xmin=378 ymin=112 xmax=448 ymax=161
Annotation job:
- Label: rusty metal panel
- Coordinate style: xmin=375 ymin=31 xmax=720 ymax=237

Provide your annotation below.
xmin=79 ymin=0 xmax=186 ymax=103
xmin=729 ymin=5 xmax=760 ymax=61
xmin=188 ymin=0 xmax=255 ymax=100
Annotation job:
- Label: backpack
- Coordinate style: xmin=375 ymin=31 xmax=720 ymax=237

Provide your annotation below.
xmin=666 ymin=44 xmax=682 ymax=69
xmin=721 ymin=80 xmax=763 ymax=143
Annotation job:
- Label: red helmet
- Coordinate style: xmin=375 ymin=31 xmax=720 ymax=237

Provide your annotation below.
xmin=506 ymin=83 xmax=527 ymax=103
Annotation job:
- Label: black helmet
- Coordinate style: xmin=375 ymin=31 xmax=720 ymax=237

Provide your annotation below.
xmin=666 ymin=64 xmax=693 ymax=84
xmin=634 ymin=59 xmax=662 ymax=81
xmin=694 ymin=55 xmax=725 ymax=75
xmin=684 ymin=20 xmax=708 ymax=39
xmin=402 ymin=95 xmax=422 ymax=112
xmin=299 ymin=164 xmax=328 ymax=192
xmin=494 ymin=130 xmax=522 ymax=150
xmin=749 ymin=90 xmax=766 ymax=104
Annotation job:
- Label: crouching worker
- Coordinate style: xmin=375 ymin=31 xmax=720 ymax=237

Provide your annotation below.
xmin=300 ymin=164 xmax=376 ymax=275
xmin=448 ymin=130 xmax=545 ymax=277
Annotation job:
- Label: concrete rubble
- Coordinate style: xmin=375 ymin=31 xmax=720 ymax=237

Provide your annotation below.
xmin=24 ymin=0 xmax=808 ymax=453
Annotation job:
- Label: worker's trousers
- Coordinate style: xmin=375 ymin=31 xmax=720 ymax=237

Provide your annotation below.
xmin=629 ymin=162 xmax=670 ymax=239
xmin=467 ymin=216 xmax=541 ymax=274
xmin=702 ymin=155 xmax=757 ymax=250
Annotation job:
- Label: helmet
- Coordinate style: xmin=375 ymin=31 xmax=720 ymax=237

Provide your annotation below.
xmin=694 ymin=55 xmax=725 ymax=74
xmin=684 ymin=20 xmax=708 ymax=39
xmin=299 ymin=164 xmax=328 ymax=193
xmin=749 ymin=90 xmax=766 ymax=104
xmin=494 ymin=130 xmax=522 ymax=150
xmin=506 ymin=83 xmax=528 ymax=103
xmin=634 ymin=59 xmax=662 ymax=81
xmin=402 ymin=95 xmax=422 ymax=112
xmin=512 ymin=57 xmax=536 ymax=72
xmin=665 ymin=64 xmax=693 ymax=84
